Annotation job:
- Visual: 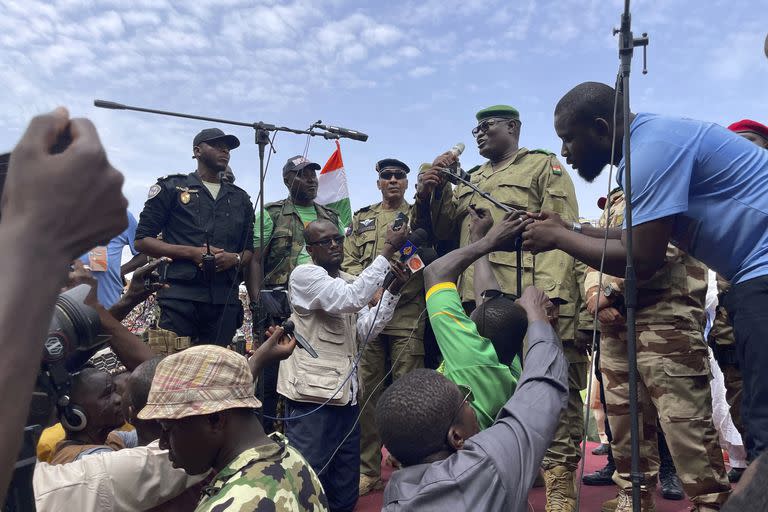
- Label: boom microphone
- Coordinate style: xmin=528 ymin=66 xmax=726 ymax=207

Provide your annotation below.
xmin=382 ymin=228 xmax=429 ymax=290
xmin=281 ymin=319 xmax=319 ymax=358
xmin=313 ymin=123 xmax=369 ymax=142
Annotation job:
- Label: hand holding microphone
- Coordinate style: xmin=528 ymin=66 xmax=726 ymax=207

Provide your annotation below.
xmin=416 ymin=143 xmax=466 ymax=200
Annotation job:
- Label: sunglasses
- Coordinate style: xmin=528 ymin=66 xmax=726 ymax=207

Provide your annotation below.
xmin=444 ymin=384 xmax=474 ymax=441
xmin=378 ymin=170 xmax=407 ymax=180
xmin=471 ymin=118 xmax=512 ymax=137
xmin=307 ymin=235 xmax=345 ymax=248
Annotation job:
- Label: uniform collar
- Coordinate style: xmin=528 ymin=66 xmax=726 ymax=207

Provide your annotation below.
xmin=211 ymin=432 xmax=286 ymax=484
xmin=188 ymin=171 xmax=233 ymax=199
xmin=478 ymin=147 xmax=529 ymax=177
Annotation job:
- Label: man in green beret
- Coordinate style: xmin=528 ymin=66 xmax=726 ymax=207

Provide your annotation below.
xmin=342 ymin=158 xmax=427 ymax=496
xmin=415 ymin=105 xmax=586 ymax=512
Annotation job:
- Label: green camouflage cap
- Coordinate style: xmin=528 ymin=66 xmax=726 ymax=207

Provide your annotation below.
xmin=476 ymin=105 xmax=520 ymax=121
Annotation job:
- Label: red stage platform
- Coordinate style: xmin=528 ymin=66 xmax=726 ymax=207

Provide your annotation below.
xmin=355 ymin=442 xmax=722 ymax=511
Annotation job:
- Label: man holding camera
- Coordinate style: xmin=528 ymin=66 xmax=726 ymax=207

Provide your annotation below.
xmin=415 ymin=105 xmax=586 ymax=511
xmin=135 ymin=128 xmax=255 ymax=347
xmin=246 ymin=155 xmax=343 ymax=431
xmin=342 ymin=158 xmax=427 ymax=495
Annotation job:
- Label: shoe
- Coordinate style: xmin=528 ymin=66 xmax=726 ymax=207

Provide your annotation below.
xmin=583 ymin=461 xmax=616 ymax=486
xmin=592 ymin=443 xmax=610 ymax=456
xmin=660 ymin=472 xmax=684 ymax=500
xmin=543 ymin=466 xmax=576 ymax=512
xmin=603 ymin=487 xmax=656 ymax=512
xmin=358 ymin=474 xmax=383 ymax=496
xmin=728 ymin=467 xmax=745 ymax=483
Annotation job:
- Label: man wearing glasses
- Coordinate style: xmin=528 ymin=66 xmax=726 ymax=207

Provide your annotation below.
xmin=277 ymin=217 xmax=408 ymax=512
xmin=415 ymin=105 xmax=585 ymax=511
xmin=342 ymin=158 xmax=427 ymax=496
xmin=246 ymin=155 xmax=344 ymax=432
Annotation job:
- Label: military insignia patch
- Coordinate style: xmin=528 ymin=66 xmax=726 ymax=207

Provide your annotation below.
xmin=356 ymin=218 xmax=376 ymax=235
xmin=551 ymin=163 xmax=563 ymax=176
xmin=148 ymin=184 xmax=161 ymax=199
xmin=180 ymin=191 xmax=191 ymax=204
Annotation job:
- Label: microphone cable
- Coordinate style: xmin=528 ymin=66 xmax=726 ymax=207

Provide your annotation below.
xmin=318 ymin=307 xmax=427 ymax=475
xmin=575 ymin=70 xmax=622 ymax=511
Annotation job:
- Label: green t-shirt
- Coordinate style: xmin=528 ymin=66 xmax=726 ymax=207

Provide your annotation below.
xmin=254 ymin=206 xmax=344 ymax=265
xmin=427 ymin=282 xmax=522 ymax=430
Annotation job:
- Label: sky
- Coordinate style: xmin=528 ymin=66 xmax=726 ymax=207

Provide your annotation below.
xmin=1 ymin=0 xmax=767 ymax=222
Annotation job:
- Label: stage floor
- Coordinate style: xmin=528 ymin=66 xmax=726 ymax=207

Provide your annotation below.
xmin=355 ymin=441 xmax=730 ymax=511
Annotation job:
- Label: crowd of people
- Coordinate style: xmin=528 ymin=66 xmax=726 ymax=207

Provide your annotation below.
xmin=1 ymin=38 xmax=768 ymax=512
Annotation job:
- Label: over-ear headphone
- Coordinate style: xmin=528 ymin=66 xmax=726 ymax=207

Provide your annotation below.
xmin=59 ymin=397 xmax=88 ymax=432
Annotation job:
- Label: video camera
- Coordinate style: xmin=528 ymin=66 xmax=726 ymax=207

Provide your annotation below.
xmin=5 ymin=284 xmax=106 ymax=512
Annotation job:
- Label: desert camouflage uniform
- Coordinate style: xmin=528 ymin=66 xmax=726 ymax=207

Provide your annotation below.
xmin=342 ymin=201 xmax=426 ymax=479
xmin=585 ymin=189 xmax=730 ymax=507
xmin=417 ymin=148 xmax=588 ymax=475
xmin=195 ymin=432 xmax=328 ymax=512
xmin=707 ymin=274 xmax=744 ymax=435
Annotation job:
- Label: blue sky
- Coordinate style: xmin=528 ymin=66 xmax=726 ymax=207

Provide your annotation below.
xmin=1 ymin=0 xmax=767 ymax=221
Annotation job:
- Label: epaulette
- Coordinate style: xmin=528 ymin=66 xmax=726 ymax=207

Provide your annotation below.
xmin=156 ymin=173 xmax=186 ymax=182
xmin=529 ymin=149 xmax=555 ymax=156
xmin=609 ymin=186 xmax=623 ymax=196
xmin=467 ymin=164 xmax=482 ymax=174
xmin=264 ymin=199 xmax=286 ymax=209
xmin=353 ymin=204 xmax=373 ymax=216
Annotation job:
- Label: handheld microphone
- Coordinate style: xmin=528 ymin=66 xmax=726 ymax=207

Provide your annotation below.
xmin=382 ymin=228 xmax=429 ymax=290
xmin=440 ymin=143 xmax=470 ymax=185
xmin=313 ymin=123 xmax=369 ymax=142
xmin=281 ymin=319 xmax=319 ymax=358
xmin=449 ymin=142 xmax=465 ymax=158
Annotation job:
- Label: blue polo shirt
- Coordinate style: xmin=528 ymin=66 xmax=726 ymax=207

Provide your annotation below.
xmin=79 ymin=211 xmax=138 ymax=308
xmin=617 ymin=113 xmax=768 ymax=284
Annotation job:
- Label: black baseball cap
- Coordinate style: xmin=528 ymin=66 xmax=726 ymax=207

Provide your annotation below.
xmin=375 ymin=158 xmax=410 ymax=174
xmin=193 ymin=128 xmax=240 ymax=150
xmin=283 ymin=155 xmax=321 ymax=175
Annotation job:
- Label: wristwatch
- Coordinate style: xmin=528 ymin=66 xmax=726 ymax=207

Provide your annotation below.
xmin=235 ymin=253 xmax=242 ymax=267
xmin=603 ymin=283 xmax=616 ymax=298
xmin=571 ymin=221 xmax=583 ymax=233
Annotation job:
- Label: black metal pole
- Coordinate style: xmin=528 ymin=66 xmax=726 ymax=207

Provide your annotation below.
xmin=615 ymin=2 xmax=649 ymax=510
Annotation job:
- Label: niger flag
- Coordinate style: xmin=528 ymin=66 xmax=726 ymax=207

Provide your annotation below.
xmin=317 ymin=140 xmax=352 ymax=229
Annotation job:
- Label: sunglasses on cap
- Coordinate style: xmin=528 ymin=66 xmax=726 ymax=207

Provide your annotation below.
xmin=378 ymin=170 xmax=407 ymax=180
xmin=307 ymin=234 xmax=345 ymax=248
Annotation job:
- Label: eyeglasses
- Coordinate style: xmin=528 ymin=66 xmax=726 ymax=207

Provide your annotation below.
xmin=378 ymin=171 xmax=407 ymax=180
xmin=444 ymin=384 xmax=474 ymax=442
xmin=307 ymin=235 xmax=345 ymax=247
xmin=471 ymin=118 xmax=511 ymax=137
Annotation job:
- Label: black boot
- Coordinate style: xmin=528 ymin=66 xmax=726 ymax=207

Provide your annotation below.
xmin=583 ymin=444 xmax=616 ymax=486
xmin=658 ymin=430 xmax=684 ymax=501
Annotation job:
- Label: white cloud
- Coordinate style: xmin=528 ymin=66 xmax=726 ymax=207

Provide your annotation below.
xmin=408 ymin=66 xmax=435 ymax=77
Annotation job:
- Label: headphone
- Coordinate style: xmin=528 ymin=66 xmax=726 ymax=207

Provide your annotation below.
xmin=59 ymin=397 xmax=88 ymax=432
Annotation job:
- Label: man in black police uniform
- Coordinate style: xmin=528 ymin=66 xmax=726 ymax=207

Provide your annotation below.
xmin=135 ymin=128 xmax=255 ymax=346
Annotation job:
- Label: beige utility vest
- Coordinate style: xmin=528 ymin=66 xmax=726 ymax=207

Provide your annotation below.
xmin=277 ymin=271 xmax=359 ymax=405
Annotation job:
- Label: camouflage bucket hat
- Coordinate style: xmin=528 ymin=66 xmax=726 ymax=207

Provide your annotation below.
xmin=138 ymin=345 xmax=261 ymax=420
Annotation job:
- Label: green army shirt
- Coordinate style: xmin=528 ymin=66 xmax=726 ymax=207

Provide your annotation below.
xmin=195 ymin=433 xmax=328 ymax=512
xmin=342 ymin=201 xmax=426 ymax=338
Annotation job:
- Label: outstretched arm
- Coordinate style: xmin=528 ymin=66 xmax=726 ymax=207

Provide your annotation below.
xmin=424 ymin=210 xmax=531 ymax=290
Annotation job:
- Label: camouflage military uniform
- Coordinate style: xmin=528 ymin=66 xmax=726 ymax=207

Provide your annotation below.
xmin=194 ymin=432 xmax=328 ymax=512
xmin=419 ymin=147 xmax=588 ymax=480
xmin=585 ymin=189 xmax=730 ymax=508
xmin=342 ymin=201 xmax=426 ymax=480
xmin=708 ymin=274 xmax=744 ymax=435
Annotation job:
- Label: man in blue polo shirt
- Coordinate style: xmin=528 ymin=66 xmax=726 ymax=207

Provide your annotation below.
xmin=522 ymin=81 xmax=768 ymax=465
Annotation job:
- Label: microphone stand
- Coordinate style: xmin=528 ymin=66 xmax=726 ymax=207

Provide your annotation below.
xmin=93 ymin=100 xmax=367 ymax=425
xmin=613 ymin=4 xmax=648 ymax=511
xmin=437 ymin=168 xmax=523 ymax=297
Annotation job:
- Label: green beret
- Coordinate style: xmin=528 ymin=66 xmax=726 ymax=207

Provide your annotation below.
xmin=475 ymin=105 xmax=519 ymax=122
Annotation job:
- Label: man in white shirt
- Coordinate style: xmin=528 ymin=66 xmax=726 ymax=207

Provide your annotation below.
xmin=277 ymin=218 xmax=408 ymax=512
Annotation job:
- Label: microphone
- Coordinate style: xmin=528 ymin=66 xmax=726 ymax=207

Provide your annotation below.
xmin=313 ymin=123 xmax=369 ymax=142
xmin=281 ymin=319 xmax=319 ymax=358
xmin=94 ymin=100 xmax=127 ymax=110
xmin=449 ymin=142 xmax=465 ymax=158
xmin=382 ymin=228 xmax=429 ymax=290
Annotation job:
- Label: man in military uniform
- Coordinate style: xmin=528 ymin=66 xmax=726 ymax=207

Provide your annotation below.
xmin=416 ymin=105 xmax=586 ymax=511
xmin=246 ymin=155 xmax=342 ymax=431
xmin=135 ymin=128 xmax=254 ymax=347
xmin=583 ymin=188 xmax=730 ymax=512
xmin=342 ymin=158 xmax=426 ymax=496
